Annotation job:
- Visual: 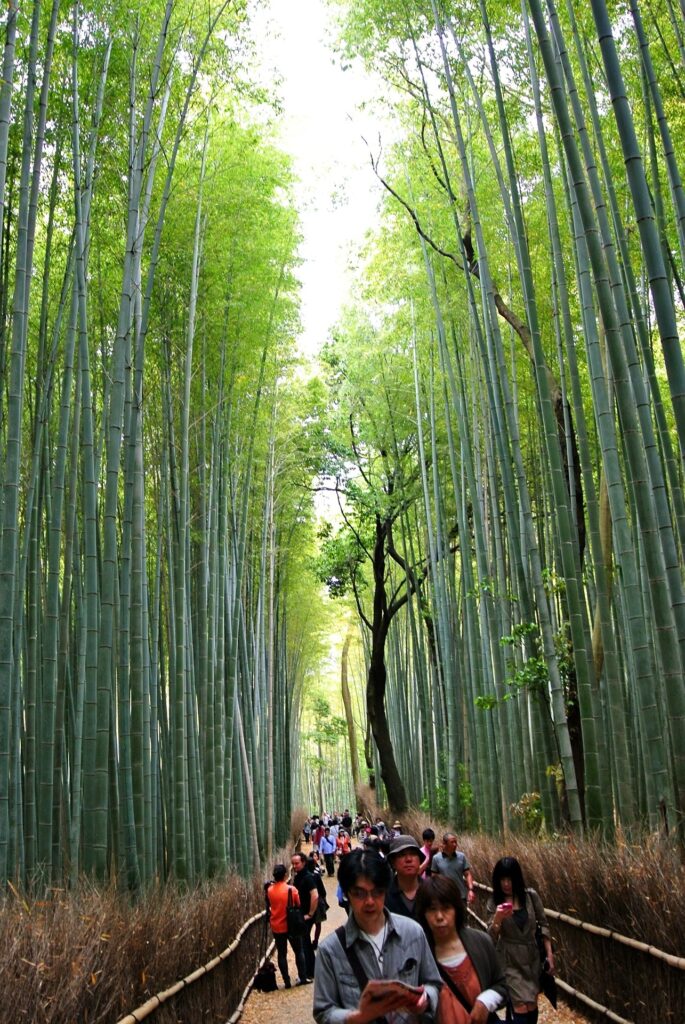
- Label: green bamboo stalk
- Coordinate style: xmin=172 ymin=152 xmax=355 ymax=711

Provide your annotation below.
xmin=589 ymin=0 xmax=685 ymax=460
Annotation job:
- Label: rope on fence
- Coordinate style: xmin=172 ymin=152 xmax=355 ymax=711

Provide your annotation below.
xmin=467 ymin=906 xmax=636 ymax=1024
xmin=473 ymin=881 xmax=685 ymax=969
xmin=116 ymin=909 xmax=267 ymax=1024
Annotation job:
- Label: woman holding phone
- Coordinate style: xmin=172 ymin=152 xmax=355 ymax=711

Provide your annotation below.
xmin=486 ymin=857 xmax=554 ymax=1024
xmin=313 ymin=847 xmax=442 ymax=1023
xmin=415 ymin=876 xmax=506 ymax=1023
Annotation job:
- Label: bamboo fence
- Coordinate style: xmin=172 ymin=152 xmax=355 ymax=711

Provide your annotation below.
xmin=116 ymin=910 xmax=268 ymax=1024
xmin=470 ymin=883 xmax=684 ymax=1023
xmin=473 ymin=881 xmax=685 ymax=969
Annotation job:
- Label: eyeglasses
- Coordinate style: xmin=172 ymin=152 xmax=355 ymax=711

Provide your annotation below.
xmin=349 ymin=886 xmax=385 ymax=900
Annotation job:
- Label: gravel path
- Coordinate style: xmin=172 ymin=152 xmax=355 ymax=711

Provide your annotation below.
xmin=236 ymin=871 xmax=589 ymax=1024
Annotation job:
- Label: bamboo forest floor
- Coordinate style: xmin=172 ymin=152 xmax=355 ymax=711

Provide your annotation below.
xmin=237 ymin=871 xmax=591 ymax=1024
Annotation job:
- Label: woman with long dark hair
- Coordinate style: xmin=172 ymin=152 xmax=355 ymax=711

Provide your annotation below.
xmin=487 ymin=857 xmax=554 ymax=1024
xmin=415 ymin=875 xmax=506 ymax=1023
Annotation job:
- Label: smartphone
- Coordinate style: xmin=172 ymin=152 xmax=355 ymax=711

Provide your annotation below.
xmin=367 ymin=980 xmax=424 ymax=1001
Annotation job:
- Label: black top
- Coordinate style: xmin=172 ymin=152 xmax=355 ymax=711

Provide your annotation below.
xmin=293 ymin=868 xmax=318 ymax=913
xmin=384 ymin=876 xmax=418 ymax=919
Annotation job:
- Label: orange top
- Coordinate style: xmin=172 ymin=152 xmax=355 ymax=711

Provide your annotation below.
xmin=436 ymin=956 xmax=482 ymax=1024
xmin=267 ymin=881 xmax=300 ymax=934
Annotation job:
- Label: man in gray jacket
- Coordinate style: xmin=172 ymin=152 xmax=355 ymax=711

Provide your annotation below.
xmin=313 ymin=848 xmax=441 ymax=1024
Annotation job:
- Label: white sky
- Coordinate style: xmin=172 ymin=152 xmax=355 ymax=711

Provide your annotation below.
xmin=247 ymin=0 xmax=394 ymax=357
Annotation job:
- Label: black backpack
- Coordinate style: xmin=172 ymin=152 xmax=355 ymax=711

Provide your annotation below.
xmin=253 ymin=959 xmax=278 ymax=992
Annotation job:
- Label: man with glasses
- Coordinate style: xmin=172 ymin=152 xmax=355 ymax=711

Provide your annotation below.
xmin=313 ymin=847 xmax=441 ymax=1023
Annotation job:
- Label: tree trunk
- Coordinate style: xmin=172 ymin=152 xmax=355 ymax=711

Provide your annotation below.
xmin=366 ymin=517 xmax=408 ymax=813
xmin=341 ymin=633 xmax=361 ymax=795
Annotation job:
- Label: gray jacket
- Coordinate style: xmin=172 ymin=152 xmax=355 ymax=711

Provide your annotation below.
xmin=313 ymin=909 xmax=442 ymax=1024
xmin=486 ymin=889 xmax=549 ymax=1003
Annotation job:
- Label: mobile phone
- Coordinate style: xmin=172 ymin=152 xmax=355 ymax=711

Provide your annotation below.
xmin=367 ymin=980 xmax=423 ymax=1001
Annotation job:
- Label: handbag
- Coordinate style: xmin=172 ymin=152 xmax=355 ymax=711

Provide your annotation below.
xmin=287 ymin=886 xmax=307 ymax=936
xmin=534 ymin=922 xmax=558 ymax=1009
xmin=314 ymin=893 xmax=329 ymax=923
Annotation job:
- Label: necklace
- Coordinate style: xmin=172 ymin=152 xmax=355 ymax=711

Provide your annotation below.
xmin=366 ymin=922 xmax=388 ymax=963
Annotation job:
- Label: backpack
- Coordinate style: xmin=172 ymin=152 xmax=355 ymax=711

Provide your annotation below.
xmin=253 ymin=958 xmax=278 ymax=992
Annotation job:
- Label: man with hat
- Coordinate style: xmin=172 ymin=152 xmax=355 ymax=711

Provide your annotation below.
xmin=384 ymin=834 xmax=424 ymax=919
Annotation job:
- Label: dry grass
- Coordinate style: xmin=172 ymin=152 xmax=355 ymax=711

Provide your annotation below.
xmin=0 ymin=874 xmax=266 ymax=1024
xmin=2 ymin=815 xmax=682 ymax=1024
xmin=461 ymin=830 xmax=685 ymax=1024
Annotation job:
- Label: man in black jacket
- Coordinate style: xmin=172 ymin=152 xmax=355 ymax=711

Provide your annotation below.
xmin=291 ymin=851 xmax=319 ymax=979
xmin=384 ymin=834 xmax=423 ymax=919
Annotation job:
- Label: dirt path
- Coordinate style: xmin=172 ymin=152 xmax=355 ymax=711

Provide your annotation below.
xmin=236 ymin=870 xmax=588 ymax=1024
xmin=238 ymin=872 xmax=345 ymax=1024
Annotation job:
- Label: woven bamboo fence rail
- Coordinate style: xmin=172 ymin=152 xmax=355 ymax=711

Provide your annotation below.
xmin=116 ymin=909 xmax=267 ymax=1024
xmin=473 ymin=881 xmax=685 ymax=969
xmin=467 ymin=905 xmax=634 ymax=1024
xmin=471 ymin=882 xmax=685 ymax=1023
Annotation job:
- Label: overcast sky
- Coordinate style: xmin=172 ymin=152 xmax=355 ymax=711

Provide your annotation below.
xmin=247 ymin=0 xmax=393 ymax=357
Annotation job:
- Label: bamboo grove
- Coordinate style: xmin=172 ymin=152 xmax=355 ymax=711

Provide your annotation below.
xmin=0 ymin=0 xmax=326 ymax=890
xmin=2 ymin=0 xmax=685 ymax=895
xmin=313 ymin=0 xmax=685 ymax=841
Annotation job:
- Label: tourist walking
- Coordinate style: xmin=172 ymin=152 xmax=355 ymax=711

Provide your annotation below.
xmin=486 ymin=856 xmax=554 ymax=1024
xmin=313 ymin=847 xmax=442 ymax=1024
xmin=416 ymin=875 xmax=506 ymax=1023
xmin=291 ymin=851 xmax=319 ymax=980
xmin=265 ymin=863 xmax=309 ymax=988
xmin=420 ymin=827 xmax=436 ymax=877
xmin=384 ymin=834 xmax=424 ymax=919
xmin=307 ymin=853 xmax=328 ymax=950
xmin=431 ymin=833 xmax=476 ymax=904
xmin=320 ymin=827 xmax=337 ymax=876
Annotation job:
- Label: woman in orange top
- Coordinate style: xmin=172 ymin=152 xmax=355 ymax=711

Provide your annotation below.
xmin=266 ymin=863 xmax=309 ymax=988
xmin=336 ymin=830 xmax=351 ymax=856
xmin=416 ymin=876 xmax=506 ymax=1023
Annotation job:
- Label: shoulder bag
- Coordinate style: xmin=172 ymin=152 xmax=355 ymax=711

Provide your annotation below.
xmin=287 ymin=886 xmax=307 ymax=936
xmin=335 ymin=926 xmax=389 ymax=1024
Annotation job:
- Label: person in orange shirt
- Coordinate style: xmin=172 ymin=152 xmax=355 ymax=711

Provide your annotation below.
xmin=336 ymin=829 xmax=351 ymax=857
xmin=266 ymin=863 xmax=309 ymax=988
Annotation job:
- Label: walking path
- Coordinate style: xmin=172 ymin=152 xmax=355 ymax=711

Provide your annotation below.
xmin=237 ymin=871 xmax=589 ymax=1023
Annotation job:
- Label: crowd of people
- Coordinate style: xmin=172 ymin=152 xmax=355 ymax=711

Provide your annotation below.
xmin=262 ymin=814 xmax=555 ymax=1024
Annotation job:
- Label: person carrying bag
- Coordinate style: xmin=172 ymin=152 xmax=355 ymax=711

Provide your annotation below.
xmin=266 ymin=863 xmax=310 ymax=988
